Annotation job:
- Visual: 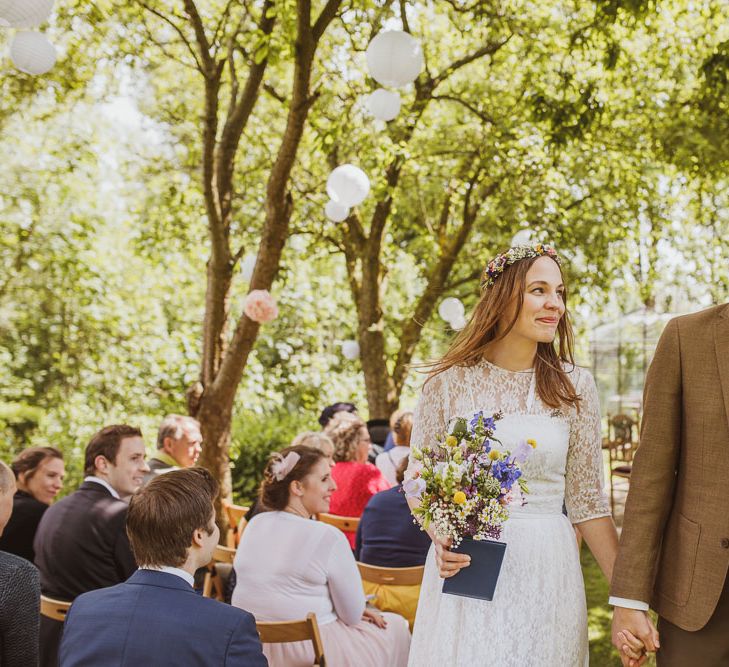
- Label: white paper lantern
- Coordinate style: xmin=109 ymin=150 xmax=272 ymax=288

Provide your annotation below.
xmin=511 ymin=229 xmax=534 ymax=247
xmin=241 ymin=254 xmax=257 ymax=282
xmin=0 ymin=0 xmax=54 ymax=28
xmin=326 ymin=165 xmax=370 ymax=207
xmin=10 ymin=31 xmax=56 ymax=75
xmin=438 ymin=297 xmax=465 ymax=323
xmin=342 ymin=340 xmax=360 ymax=360
xmin=365 ymin=89 xmax=401 ymax=121
xmin=450 ymin=314 xmax=468 ymax=331
xmin=366 ymin=30 xmax=424 ymax=88
xmin=325 ymin=200 xmax=349 ymax=222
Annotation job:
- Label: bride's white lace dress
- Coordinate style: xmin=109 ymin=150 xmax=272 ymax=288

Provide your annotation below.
xmin=406 ymin=360 xmax=611 ymax=667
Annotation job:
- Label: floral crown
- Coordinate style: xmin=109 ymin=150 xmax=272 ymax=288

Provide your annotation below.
xmin=480 ymin=243 xmax=561 ymax=290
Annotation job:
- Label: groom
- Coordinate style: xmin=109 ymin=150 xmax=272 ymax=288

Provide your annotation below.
xmin=610 ymin=302 xmax=729 ymax=666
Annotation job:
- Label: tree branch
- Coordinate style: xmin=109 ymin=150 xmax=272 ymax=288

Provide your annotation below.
xmin=137 ymin=1 xmax=203 ymax=72
xmin=434 ymin=36 xmax=511 ymax=86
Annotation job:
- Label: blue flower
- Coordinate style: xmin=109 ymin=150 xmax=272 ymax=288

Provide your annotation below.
xmin=482 ymin=437 xmax=491 ymax=452
xmin=469 ymin=411 xmax=484 ymax=432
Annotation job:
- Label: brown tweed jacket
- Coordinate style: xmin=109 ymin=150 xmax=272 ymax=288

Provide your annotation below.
xmin=610 ymin=303 xmax=729 ymax=631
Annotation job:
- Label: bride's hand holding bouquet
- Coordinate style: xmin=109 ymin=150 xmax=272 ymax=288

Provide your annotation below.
xmin=405 ymin=411 xmax=535 ymax=582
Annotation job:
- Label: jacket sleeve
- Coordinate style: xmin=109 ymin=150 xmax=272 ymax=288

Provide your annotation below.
xmin=610 ymin=318 xmax=682 ymax=602
xmin=0 ymin=557 xmax=40 ymax=667
xmin=225 ymin=612 xmax=268 ymax=666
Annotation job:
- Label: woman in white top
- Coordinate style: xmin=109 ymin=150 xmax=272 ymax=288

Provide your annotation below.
xmin=232 ymin=445 xmax=410 ymax=667
xmin=375 ymin=412 xmax=413 ymax=486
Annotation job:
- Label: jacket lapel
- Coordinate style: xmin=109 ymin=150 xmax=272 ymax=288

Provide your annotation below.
xmin=715 ymin=305 xmax=729 ymax=434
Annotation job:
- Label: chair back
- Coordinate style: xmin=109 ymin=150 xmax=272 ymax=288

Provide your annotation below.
xmin=222 ymin=500 xmax=250 ymax=547
xmin=40 ymin=595 xmax=71 ymax=621
xmin=357 ymin=562 xmax=425 ymax=587
xmin=257 ymin=613 xmax=326 ymax=666
xmin=317 ymin=512 xmax=360 ymax=533
xmin=202 ymin=544 xmax=237 ymax=599
xmin=607 ymin=413 xmax=639 ymax=463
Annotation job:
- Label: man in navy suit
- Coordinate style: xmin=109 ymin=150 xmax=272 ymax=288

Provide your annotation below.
xmin=59 ymin=467 xmax=267 ymax=666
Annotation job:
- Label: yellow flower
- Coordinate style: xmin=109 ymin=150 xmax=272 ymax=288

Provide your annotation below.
xmin=527 ymin=438 xmax=537 ymax=448
xmin=489 ymin=450 xmax=501 ymax=461
xmin=453 ymin=491 xmax=467 ymax=505
xmin=445 ymin=436 xmax=458 ymax=447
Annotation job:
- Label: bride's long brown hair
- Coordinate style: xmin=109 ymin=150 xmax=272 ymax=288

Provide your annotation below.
xmin=426 ymin=255 xmax=580 ymax=410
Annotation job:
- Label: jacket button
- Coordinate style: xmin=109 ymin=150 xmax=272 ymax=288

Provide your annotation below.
xmin=721 ymin=539 xmax=729 ymax=549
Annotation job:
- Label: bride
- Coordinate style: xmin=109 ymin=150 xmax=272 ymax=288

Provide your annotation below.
xmin=405 ymin=244 xmax=642 ymax=666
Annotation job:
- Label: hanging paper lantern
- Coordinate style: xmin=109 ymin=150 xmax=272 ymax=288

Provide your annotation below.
xmin=365 ymin=89 xmax=401 ymax=121
xmin=243 ymin=290 xmax=278 ymax=323
xmin=341 ymin=340 xmax=360 ymax=360
xmin=325 ymin=200 xmax=349 ymax=222
xmin=438 ymin=297 xmax=465 ymax=323
xmin=326 ymin=165 xmax=370 ymax=207
xmin=10 ymin=31 xmax=56 ymax=75
xmin=0 ymin=0 xmax=54 ymax=28
xmin=366 ymin=30 xmax=424 ymax=88
xmin=511 ymin=229 xmax=534 ymax=247
xmin=450 ymin=314 xmax=468 ymax=331
xmin=241 ymin=254 xmax=257 ymax=282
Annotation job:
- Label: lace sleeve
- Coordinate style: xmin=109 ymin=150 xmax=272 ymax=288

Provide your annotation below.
xmin=405 ymin=370 xmax=448 ymax=480
xmin=565 ymin=368 xmax=612 ymax=524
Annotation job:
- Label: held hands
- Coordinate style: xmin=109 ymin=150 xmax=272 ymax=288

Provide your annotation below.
xmin=611 ymin=607 xmax=660 ymax=667
xmin=429 ymin=530 xmax=471 ymax=579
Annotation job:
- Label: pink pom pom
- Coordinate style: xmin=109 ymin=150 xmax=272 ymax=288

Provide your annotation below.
xmin=243 ymin=290 xmax=279 ymax=323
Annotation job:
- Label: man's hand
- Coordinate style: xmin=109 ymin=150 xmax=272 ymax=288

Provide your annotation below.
xmin=612 ymin=607 xmax=660 ymax=667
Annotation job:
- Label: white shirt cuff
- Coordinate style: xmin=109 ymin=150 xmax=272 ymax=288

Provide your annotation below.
xmin=609 ymin=596 xmax=650 ymax=611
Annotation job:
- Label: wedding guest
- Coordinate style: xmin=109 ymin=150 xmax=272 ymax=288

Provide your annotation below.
xmin=0 ymin=460 xmax=41 ymax=667
xmin=59 ymin=468 xmax=266 ymax=667
xmin=318 ymin=401 xmax=357 ymax=428
xmin=224 ymin=432 xmax=336 ymax=603
xmin=382 ymin=408 xmax=407 ymax=452
xmin=375 ymin=412 xmax=413 ymax=486
xmin=355 ymin=458 xmax=430 ymax=629
xmin=34 ymin=425 xmax=148 ymax=667
xmin=232 ymin=446 xmax=410 ymax=667
xmin=143 ymin=415 xmax=202 ymax=484
xmin=0 ymin=446 xmax=64 ymax=562
xmin=324 ymin=412 xmax=390 ymax=548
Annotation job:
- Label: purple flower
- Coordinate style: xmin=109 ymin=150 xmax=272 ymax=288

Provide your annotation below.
xmin=512 ymin=439 xmax=533 ymax=464
xmin=402 ymin=477 xmax=426 ymax=499
xmin=469 ymin=411 xmax=484 ymax=432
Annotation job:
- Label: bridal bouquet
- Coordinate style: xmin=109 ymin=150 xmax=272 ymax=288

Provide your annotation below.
xmin=404 ymin=411 xmax=535 ymax=547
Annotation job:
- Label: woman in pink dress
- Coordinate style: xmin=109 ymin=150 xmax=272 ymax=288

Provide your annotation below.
xmin=232 ymin=445 xmax=410 ymax=666
xmin=324 ymin=412 xmax=390 ymax=548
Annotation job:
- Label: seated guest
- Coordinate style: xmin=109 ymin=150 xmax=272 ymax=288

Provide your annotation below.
xmin=223 ymin=431 xmax=336 ymax=603
xmin=318 ymin=401 xmax=357 ymax=429
xmin=0 ymin=461 xmax=41 ymax=667
xmin=34 ymin=425 xmax=148 ymax=667
xmin=355 ymin=458 xmax=431 ymax=629
xmin=143 ymin=414 xmax=202 ymax=484
xmin=232 ymin=446 xmax=410 ymax=667
xmin=0 ymin=446 xmax=64 ymax=562
xmin=375 ymin=411 xmax=413 ymax=486
xmin=381 ymin=408 xmax=406 ymax=452
xmin=324 ymin=412 xmax=390 ymax=548
xmin=59 ymin=468 xmax=266 ymax=667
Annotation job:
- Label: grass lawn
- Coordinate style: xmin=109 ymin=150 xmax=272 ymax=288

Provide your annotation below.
xmin=582 ymin=545 xmax=656 ymax=666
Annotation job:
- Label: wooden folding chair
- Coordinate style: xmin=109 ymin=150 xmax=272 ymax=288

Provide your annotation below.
xmin=356 ymin=562 xmax=425 ymax=586
xmin=202 ymin=544 xmax=237 ymax=600
xmin=607 ymin=413 xmax=639 ymax=513
xmin=316 ymin=512 xmax=360 ymax=534
xmin=257 ymin=613 xmax=326 ymax=667
xmin=40 ymin=595 xmax=71 ymax=621
xmin=222 ymin=500 xmax=249 ymax=547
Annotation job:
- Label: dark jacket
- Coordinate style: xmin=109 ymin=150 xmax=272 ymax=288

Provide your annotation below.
xmin=0 ymin=491 xmax=48 ymax=562
xmin=34 ymin=480 xmax=137 ymax=667
xmin=59 ymin=569 xmax=268 ymax=666
xmin=0 ymin=550 xmax=40 ymax=667
xmin=355 ymin=486 xmax=431 ymax=567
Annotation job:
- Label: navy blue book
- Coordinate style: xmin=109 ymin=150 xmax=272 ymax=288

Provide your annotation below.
xmin=442 ymin=538 xmax=507 ymax=601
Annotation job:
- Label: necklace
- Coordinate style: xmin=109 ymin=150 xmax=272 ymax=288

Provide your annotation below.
xmin=283 ymin=503 xmax=310 ymax=519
